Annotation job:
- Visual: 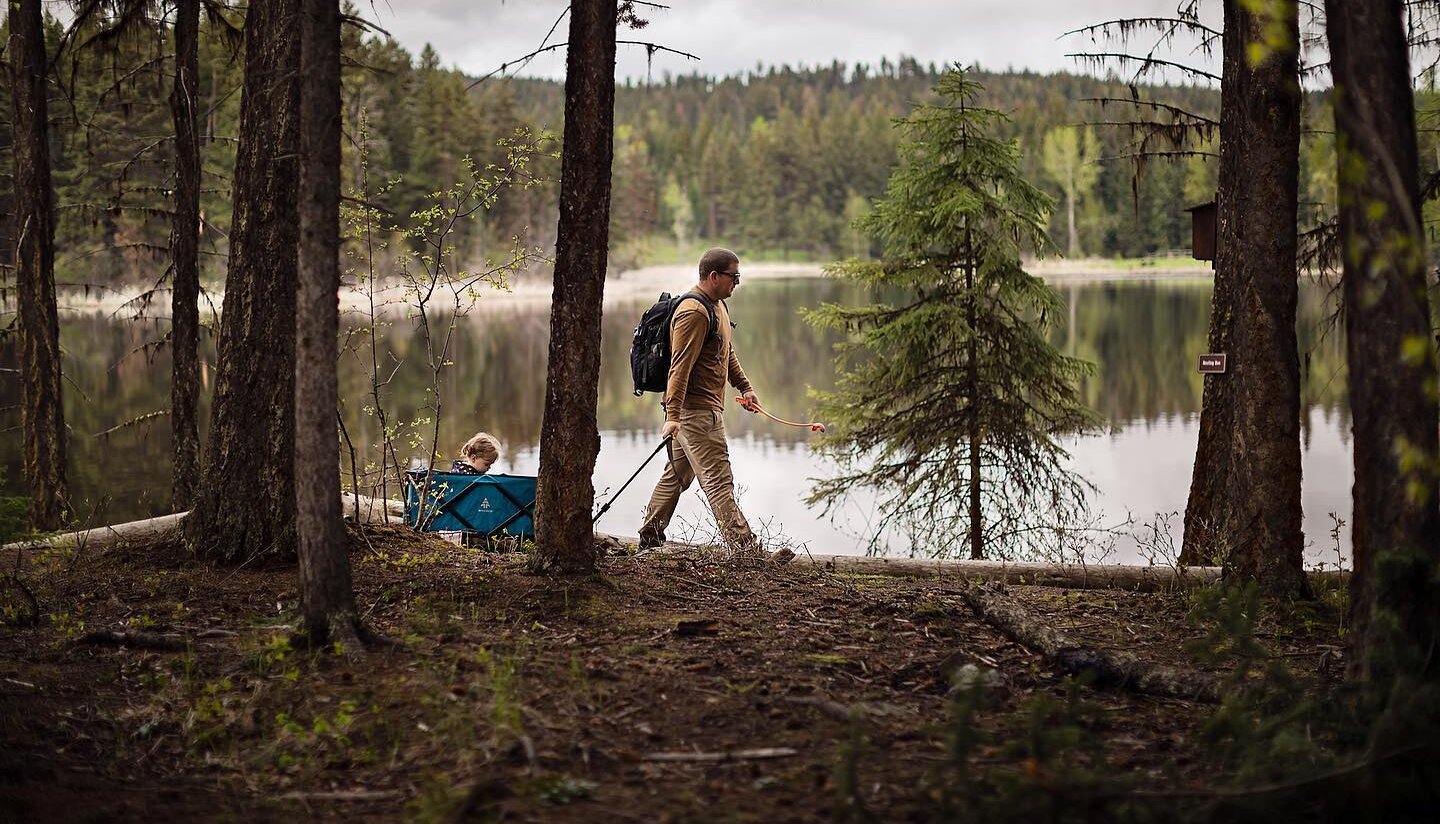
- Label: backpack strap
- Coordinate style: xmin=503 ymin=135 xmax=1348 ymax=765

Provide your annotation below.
xmin=674 ymin=291 xmax=720 ymax=340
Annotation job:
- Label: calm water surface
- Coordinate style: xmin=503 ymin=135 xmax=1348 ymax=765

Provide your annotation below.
xmin=0 ymin=277 xmax=1352 ymax=565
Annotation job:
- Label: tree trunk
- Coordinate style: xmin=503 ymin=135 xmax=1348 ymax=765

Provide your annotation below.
xmin=170 ymin=0 xmax=202 ymax=511
xmin=183 ymin=0 xmax=301 ymax=563
xmin=1182 ymin=0 xmax=1308 ymax=598
xmin=295 ymin=0 xmax=359 ymax=646
xmin=531 ymin=0 xmax=618 ymax=574
xmin=965 ymin=232 xmax=982 ymax=561
xmin=1325 ymin=0 xmax=1440 ymax=684
xmin=1066 ymin=182 xmax=1079 ymax=258
xmin=8 ymin=0 xmax=69 ymax=531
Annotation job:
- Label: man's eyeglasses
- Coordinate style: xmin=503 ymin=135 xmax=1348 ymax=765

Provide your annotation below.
xmin=714 ymin=271 xmax=741 ymax=283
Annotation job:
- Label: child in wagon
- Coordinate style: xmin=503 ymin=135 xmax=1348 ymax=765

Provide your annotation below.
xmin=451 ymin=431 xmax=501 ymax=475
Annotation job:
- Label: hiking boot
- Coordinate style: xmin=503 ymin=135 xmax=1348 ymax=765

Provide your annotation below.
xmin=637 ymin=525 xmax=665 ymax=552
xmin=769 ymin=547 xmax=796 ymax=565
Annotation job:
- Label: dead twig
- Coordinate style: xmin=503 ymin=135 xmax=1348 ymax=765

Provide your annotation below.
xmin=642 ymin=748 xmax=798 ymax=763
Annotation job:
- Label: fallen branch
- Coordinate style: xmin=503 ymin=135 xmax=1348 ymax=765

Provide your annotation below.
xmin=278 ymin=790 xmax=401 ymax=802
xmin=792 ymin=554 xmax=1345 ymax=594
xmin=957 ymin=583 xmax=1220 ymax=702
xmin=78 ymin=630 xmax=189 ymax=652
xmin=643 ymin=748 xmax=798 ymax=763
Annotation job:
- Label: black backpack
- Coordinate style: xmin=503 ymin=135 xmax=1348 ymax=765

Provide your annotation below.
xmin=630 ymin=291 xmax=720 ymax=396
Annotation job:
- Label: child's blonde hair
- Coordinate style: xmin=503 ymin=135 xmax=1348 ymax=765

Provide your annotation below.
xmin=460 ymin=432 xmax=501 ymax=471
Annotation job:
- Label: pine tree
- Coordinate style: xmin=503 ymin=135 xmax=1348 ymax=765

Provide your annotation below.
xmin=806 ymin=68 xmax=1098 ymax=561
xmin=1181 ymin=0 xmax=1307 ymax=598
xmin=530 ymin=0 xmax=618 ymax=574
xmin=1325 ymin=0 xmax=1440 ymax=688
xmin=295 ymin=0 xmax=363 ymax=647
xmin=170 ymin=0 xmax=203 ymax=510
xmin=8 ymin=0 xmax=69 ymax=531
xmin=182 ymin=0 xmax=301 ymax=562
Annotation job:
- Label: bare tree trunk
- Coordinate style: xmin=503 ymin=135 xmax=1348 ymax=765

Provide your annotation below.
xmin=295 ymin=0 xmax=359 ymax=646
xmin=8 ymin=0 xmax=69 ymax=531
xmin=1182 ymin=0 xmax=1308 ymax=598
xmin=531 ymin=0 xmax=618 ymax=574
xmin=183 ymin=0 xmax=301 ymax=563
xmin=965 ymin=231 xmax=982 ymax=561
xmin=1066 ymin=183 xmax=1079 ymax=258
xmin=1325 ymin=0 xmax=1440 ymax=684
xmin=170 ymin=0 xmax=202 ymax=511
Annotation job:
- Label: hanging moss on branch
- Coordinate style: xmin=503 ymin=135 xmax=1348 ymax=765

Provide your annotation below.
xmin=805 ymin=66 xmax=1099 ymax=561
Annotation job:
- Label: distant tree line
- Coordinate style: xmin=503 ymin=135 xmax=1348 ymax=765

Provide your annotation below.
xmin=20 ymin=8 xmax=1436 ymax=294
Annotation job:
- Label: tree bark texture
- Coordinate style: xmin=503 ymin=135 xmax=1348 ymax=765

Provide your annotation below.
xmin=8 ymin=0 xmax=70 ymax=531
xmin=531 ymin=0 xmax=618 ymax=574
xmin=1182 ymin=0 xmax=1308 ymax=598
xmin=183 ymin=0 xmax=301 ymax=563
xmin=170 ymin=0 xmax=203 ymax=511
xmin=1325 ymin=0 xmax=1440 ymax=683
xmin=295 ymin=0 xmax=358 ymax=644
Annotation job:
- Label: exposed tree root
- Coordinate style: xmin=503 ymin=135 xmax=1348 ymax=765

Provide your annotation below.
xmin=292 ymin=609 xmax=397 ymax=658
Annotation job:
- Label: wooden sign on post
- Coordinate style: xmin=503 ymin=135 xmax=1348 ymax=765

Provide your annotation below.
xmin=1198 ymin=353 xmax=1227 ymax=374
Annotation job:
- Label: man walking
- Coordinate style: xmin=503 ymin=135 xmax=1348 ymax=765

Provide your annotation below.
xmin=638 ymin=248 xmax=790 ymax=562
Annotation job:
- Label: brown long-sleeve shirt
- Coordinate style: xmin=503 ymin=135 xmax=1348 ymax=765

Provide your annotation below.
xmin=663 ymin=295 xmax=752 ymax=422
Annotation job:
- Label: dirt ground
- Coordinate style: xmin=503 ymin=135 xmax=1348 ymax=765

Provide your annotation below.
xmin=0 ymin=524 xmax=1346 ymax=822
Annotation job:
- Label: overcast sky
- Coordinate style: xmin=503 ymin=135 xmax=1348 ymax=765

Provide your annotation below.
xmin=370 ymin=1 xmax=1222 ymax=83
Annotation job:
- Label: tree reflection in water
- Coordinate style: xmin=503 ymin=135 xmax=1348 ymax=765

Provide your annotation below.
xmin=0 ymin=277 xmax=1350 ymax=564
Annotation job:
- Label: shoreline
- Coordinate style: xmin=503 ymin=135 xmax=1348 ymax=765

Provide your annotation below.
xmin=34 ymin=259 xmax=1223 ymax=317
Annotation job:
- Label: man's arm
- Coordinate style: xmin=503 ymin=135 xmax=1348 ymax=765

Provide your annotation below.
xmin=663 ymin=306 xmax=709 ymax=423
xmin=728 ymin=348 xmax=759 ymax=411
xmin=727 ymin=348 xmax=753 ymax=396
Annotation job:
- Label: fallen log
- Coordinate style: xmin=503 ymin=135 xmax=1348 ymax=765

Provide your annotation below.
xmin=596 ymin=534 xmax=1346 ymax=593
xmin=957 ymin=583 xmax=1221 ymax=702
xmin=341 ymin=492 xmax=406 ymax=524
xmin=792 ymin=553 xmax=1345 ymax=594
xmin=2 ymin=493 xmax=406 ymax=555
xmin=1 ymin=512 xmax=189 ymax=555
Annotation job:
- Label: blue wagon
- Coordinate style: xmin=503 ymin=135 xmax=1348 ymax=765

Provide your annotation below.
xmin=403 ymin=470 xmax=537 ymax=544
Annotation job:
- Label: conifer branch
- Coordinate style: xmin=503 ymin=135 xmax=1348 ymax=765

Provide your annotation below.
xmin=1065 ymin=53 xmax=1220 ymax=82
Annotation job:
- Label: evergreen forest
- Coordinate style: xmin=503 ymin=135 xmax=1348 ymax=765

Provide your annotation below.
xmin=8 ymin=7 xmax=1413 ymax=291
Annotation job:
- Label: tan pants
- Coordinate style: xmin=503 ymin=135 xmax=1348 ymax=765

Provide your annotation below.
xmin=640 ymin=407 xmax=757 ymax=550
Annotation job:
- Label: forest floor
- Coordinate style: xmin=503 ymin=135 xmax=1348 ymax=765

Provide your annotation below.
xmin=0 ymin=523 xmax=1348 ymax=823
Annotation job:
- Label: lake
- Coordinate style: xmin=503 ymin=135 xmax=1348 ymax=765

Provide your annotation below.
xmin=0 ymin=275 xmax=1352 ymax=566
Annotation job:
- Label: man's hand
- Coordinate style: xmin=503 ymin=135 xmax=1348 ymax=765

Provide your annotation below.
xmin=740 ymin=390 xmax=760 ymax=411
xmin=662 ymin=420 xmax=680 ymax=441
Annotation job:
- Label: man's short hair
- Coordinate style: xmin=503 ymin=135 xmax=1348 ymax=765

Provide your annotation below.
xmin=460 ymin=432 xmax=501 ymax=467
xmin=698 ymin=247 xmax=739 ymax=278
